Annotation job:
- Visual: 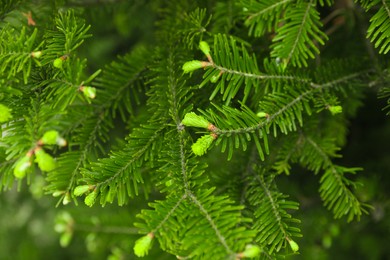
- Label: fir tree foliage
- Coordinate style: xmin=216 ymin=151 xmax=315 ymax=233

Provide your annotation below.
xmin=361 ymin=0 xmax=390 ymax=54
xmin=0 ymin=0 xmax=388 ymax=259
xmin=270 ymin=1 xmax=328 ymax=67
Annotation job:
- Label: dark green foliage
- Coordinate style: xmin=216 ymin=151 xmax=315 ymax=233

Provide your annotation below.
xmin=246 ymin=168 xmax=301 ymax=254
xmin=243 ymin=0 xmax=294 ymax=37
xmin=270 ymin=1 xmax=328 ymax=67
xmin=362 ymin=0 xmax=390 ymax=54
xmin=1 ymin=0 xmax=390 ymax=259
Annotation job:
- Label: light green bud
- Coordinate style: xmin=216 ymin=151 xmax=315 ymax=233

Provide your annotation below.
xmin=328 ymin=105 xmax=342 ymax=115
xmin=85 ymin=189 xmax=98 ymax=207
xmin=13 ymin=155 xmax=31 ymax=179
xmin=62 ymin=192 xmax=72 ymax=205
xmin=31 ymin=51 xmax=42 ymax=58
xmin=199 ymin=41 xmax=210 ymax=56
xmin=241 ymin=244 xmax=262 ymax=258
xmin=192 ymin=135 xmax=214 ymax=156
xmin=40 ymin=130 xmax=67 ymax=146
xmin=134 ymin=233 xmax=154 ymax=257
xmin=35 ymin=148 xmax=57 ymax=172
xmin=256 ymin=112 xmax=269 ymax=118
xmin=41 ymin=130 xmax=60 ymax=145
xmin=52 ymin=191 xmax=65 ymax=197
xmin=81 ymin=86 xmax=96 ymax=99
xmin=182 ymin=112 xmax=210 ymax=128
xmin=182 ymin=60 xmax=207 ymax=73
xmin=53 ymin=58 xmax=63 ymax=69
xmin=74 ymin=185 xmax=91 ymax=196
xmin=288 ymin=239 xmax=299 ymax=252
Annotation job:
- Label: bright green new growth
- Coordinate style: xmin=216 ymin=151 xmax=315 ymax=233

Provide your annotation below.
xmin=288 ymin=239 xmax=299 ymax=252
xmin=256 ymin=112 xmax=268 ymax=118
xmin=181 ymin=112 xmax=210 ymax=128
xmin=199 ymin=41 xmax=211 ymax=56
xmin=328 ymin=105 xmax=343 ymax=115
xmin=35 ymin=149 xmax=57 ymax=172
xmin=13 ymin=155 xmax=31 ymax=179
xmin=40 ymin=130 xmax=67 ymax=147
xmin=62 ymin=193 xmax=72 ymax=205
xmin=241 ymin=244 xmax=262 ymax=258
xmin=31 ymin=51 xmax=42 ymax=58
xmin=191 ymin=135 xmax=214 ymax=156
xmin=133 ymin=234 xmax=153 ymax=257
xmin=53 ymin=58 xmax=63 ymax=69
xmin=81 ymin=86 xmax=96 ymax=99
xmin=0 ymin=104 xmax=12 ymax=122
xmin=84 ymin=190 xmax=98 ymax=207
xmin=73 ymin=185 xmax=91 ymax=196
xmin=182 ymin=60 xmax=206 ymax=73
xmin=41 ymin=130 xmax=60 ymax=145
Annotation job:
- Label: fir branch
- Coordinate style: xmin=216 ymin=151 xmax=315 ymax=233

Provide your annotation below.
xmin=246 ymin=0 xmax=292 ymax=21
xmin=198 ymin=34 xmax=264 ymax=104
xmin=243 ymin=0 xmax=294 ymax=37
xmin=179 ymin=8 xmax=211 ymax=49
xmin=196 ymin=34 xmax=315 ymax=104
xmin=304 ymin=137 xmax=369 ymax=221
xmin=187 ymin=191 xmax=235 ymax=256
xmin=135 ymin=46 xmax=257 ymax=259
xmin=42 ymin=9 xmax=91 ymax=65
xmin=365 ymin=0 xmax=390 ymax=54
xmin=151 ymin=193 xmax=187 ymax=233
xmin=0 ymin=27 xmax=41 ymax=83
xmin=214 ymin=70 xmax=365 ymax=136
xmin=320 ymin=165 xmax=369 ymax=222
xmin=213 ymin=64 xmax=308 ymax=82
xmin=80 ymin=124 xmax=165 ymax=206
xmin=271 ymin=1 xmax=328 ymax=67
xmin=247 ymin=168 xmax=301 ymax=254
xmin=45 ymin=47 xmax=151 ymax=203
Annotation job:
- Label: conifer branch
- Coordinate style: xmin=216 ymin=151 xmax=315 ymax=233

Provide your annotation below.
xmin=270 ymin=1 xmax=328 ymax=67
xmin=179 ymin=134 xmax=190 ymax=190
xmin=305 ymin=136 xmax=367 ymax=221
xmin=215 ymin=71 xmax=365 ymax=136
xmin=286 ymin=2 xmax=312 ymax=65
xmin=152 ymin=193 xmax=187 ymax=233
xmin=364 ymin=0 xmax=390 ymax=54
xmin=213 ymin=64 xmax=310 ymax=83
xmin=247 ymin=168 xmax=301 ymax=254
xmin=310 ymin=71 xmax=366 ymax=89
xmin=247 ymin=0 xmax=293 ymax=21
xmin=255 ymin=174 xmax=289 ymax=240
xmin=187 ymin=192 xmax=235 ymax=256
xmin=305 ymin=137 xmax=332 ymax=167
xmin=166 ymin=48 xmax=191 ymax=189
xmin=243 ymin=0 xmax=293 ymax=37
xmin=1 ymin=1 xmax=384 ymax=258
xmin=92 ymin=125 xmax=165 ymax=189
